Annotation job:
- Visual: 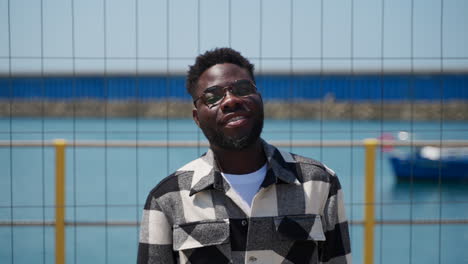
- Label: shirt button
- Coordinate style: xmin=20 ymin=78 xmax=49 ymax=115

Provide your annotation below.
xmin=241 ymin=220 xmax=247 ymax=226
xmin=248 ymin=256 xmax=257 ymax=262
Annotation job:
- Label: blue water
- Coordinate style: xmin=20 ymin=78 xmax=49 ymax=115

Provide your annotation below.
xmin=1 ymin=118 xmax=468 ymax=264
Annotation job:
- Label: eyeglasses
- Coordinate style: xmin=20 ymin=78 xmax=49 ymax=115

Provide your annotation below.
xmin=193 ymin=79 xmax=257 ymax=107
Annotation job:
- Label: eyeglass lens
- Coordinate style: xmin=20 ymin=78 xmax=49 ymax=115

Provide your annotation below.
xmin=203 ymin=80 xmax=255 ymax=105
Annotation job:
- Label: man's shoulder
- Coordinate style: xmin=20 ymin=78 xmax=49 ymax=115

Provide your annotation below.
xmin=147 ymin=155 xmax=207 ymax=200
xmin=282 ymin=151 xmax=338 ymax=183
xmin=291 ymin=152 xmax=336 ymax=175
xmin=283 ymin=152 xmax=343 ymax=197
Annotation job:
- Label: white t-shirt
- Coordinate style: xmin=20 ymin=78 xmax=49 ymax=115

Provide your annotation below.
xmin=222 ymin=163 xmax=267 ymax=207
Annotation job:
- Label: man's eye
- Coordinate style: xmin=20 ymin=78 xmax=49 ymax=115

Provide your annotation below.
xmin=235 ymin=85 xmax=252 ymax=96
xmin=205 ymin=94 xmax=222 ymax=104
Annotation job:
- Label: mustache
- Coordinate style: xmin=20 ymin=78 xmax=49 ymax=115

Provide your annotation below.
xmin=223 ymin=103 xmax=251 ymax=114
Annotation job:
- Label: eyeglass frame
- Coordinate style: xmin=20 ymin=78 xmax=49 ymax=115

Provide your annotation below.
xmin=193 ymin=79 xmax=258 ymax=108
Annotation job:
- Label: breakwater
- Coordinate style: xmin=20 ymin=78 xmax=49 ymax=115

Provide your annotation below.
xmin=1 ymin=99 xmax=467 ymax=120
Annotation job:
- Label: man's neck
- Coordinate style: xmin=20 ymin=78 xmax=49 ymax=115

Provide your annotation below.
xmin=211 ymin=139 xmax=266 ymax=175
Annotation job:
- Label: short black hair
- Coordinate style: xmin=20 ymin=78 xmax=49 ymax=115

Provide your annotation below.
xmin=186 ymin=47 xmax=255 ymax=98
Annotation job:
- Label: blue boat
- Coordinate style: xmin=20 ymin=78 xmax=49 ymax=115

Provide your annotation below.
xmin=389 ymin=146 xmax=468 ymax=181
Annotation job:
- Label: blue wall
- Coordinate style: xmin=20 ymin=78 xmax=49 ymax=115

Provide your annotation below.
xmin=1 ymin=75 xmax=467 ymax=101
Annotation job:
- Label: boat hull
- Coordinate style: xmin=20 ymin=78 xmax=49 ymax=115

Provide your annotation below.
xmin=389 ymin=156 xmax=468 ymax=181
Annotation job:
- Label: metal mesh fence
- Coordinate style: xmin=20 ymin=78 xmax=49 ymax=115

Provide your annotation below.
xmin=1 ymin=0 xmax=468 ymax=263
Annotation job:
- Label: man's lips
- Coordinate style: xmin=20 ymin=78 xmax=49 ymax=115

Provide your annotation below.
xmin=220 ymin=113 xmax=251 ymax=128
xmin=225 ymin=116 xmax=249 ymax=128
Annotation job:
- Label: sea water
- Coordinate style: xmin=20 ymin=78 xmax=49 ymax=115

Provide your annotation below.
xmin=0 ymin=118 xmax=467 ymax=264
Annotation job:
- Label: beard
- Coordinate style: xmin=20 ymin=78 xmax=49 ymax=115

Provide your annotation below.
xmin=200 ymin=110 xmax=264 ymax=151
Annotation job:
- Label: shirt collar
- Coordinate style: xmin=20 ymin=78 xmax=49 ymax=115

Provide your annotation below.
xmin=189 ymin=139 xmax=298 ymax=196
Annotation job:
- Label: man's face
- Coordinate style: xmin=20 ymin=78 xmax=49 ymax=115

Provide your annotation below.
xmin=192 ymin=63 xmax=264 ymax=150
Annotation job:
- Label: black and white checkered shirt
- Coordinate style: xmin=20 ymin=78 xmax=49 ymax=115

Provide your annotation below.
xmin=138 ymin=140 xmax=351 ymax=264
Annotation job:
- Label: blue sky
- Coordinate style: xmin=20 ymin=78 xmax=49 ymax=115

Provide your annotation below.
xmin=1 ymin=0 xmax=467 ymax=75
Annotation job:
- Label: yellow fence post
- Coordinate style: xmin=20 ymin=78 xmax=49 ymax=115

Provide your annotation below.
xmin=363 ymin=138 xmax=377 ymax=264
xmin=54 ymin=139 xmax=66 ymax=264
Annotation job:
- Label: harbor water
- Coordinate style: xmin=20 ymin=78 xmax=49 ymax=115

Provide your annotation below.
xmin=0 ymin=118 xmax=467 ymax=263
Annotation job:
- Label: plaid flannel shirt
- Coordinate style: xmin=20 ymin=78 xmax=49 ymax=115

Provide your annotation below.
xmin=138 ymin=140 xmax=351 ymax=264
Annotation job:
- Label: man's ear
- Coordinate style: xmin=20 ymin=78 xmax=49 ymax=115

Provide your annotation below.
xmin=192 ymin=107 xmax=200 ymax=128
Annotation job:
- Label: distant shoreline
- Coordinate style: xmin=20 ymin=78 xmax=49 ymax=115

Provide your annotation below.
xmin=1 ymin=99 xmax=467 ymax=120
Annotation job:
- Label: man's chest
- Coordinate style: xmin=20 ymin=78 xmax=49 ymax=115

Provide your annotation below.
xmin=170 ymin=184 xmax=328 ymax=263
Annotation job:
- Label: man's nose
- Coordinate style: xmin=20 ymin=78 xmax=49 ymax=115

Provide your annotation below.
xmin=220 ymin=90 xmax=243 ymax=112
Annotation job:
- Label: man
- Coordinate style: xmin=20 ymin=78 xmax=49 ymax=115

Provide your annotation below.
xmin=138 ymin=48 xmax=351 ymax=263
